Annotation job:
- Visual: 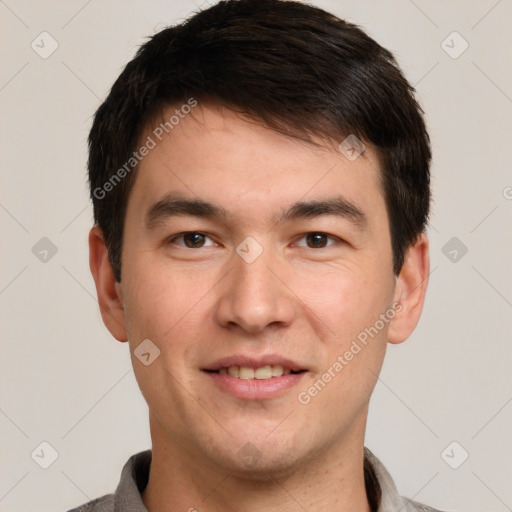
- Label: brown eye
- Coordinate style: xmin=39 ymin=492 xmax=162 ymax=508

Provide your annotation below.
xmin=295 ymin=232 xmax=340 ymax=249
xmin=307 ymin=233 xmax=328 ymax=248
xmin=183 ymin=233 xmax=206 ymax=248
xmin=168 ymin=232 xmax=215 ymax=248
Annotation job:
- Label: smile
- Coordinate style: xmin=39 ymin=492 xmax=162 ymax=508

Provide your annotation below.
xmin=206 ymin=365 xmax=305 ymax=380
xmin=201 ymin=355 xmax=308 ymax=399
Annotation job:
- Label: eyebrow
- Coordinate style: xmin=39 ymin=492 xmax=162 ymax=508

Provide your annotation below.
xmin=145 ymin=192 xmax=368 ymax=231
xmin=145 ymin=193 xmax=230 ymax=230
xmin=275 ymin=197 xmax=368 ymax=229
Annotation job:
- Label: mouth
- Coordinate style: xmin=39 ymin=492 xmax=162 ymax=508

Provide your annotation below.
xmin=203 ymin=365 xmax=306 ymax=380
xmin=201 ymin=356 xmax=308 ymax=400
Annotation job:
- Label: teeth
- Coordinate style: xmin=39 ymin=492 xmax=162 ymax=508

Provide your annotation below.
xmin=271 ymin=365 xmax=284 ymax=377
xmin=239 ymin=367 xmax=255 ymax=379
xmin=227 ymin=365 xmax=239 ymax=378
xmin=254 ymin=365 xmax=272 ymax=379
xmin=217 ymin=365 xmax=300 ymax=380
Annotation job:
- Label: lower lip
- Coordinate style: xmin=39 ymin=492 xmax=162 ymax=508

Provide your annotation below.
xmin=203 ymin=371 xmax=307 ymax=400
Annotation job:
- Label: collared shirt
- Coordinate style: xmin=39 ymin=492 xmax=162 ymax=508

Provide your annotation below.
xmin=66 ymin=448 xmax=443 ymax=512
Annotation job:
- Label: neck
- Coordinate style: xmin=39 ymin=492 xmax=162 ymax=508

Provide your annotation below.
xmin=142 ymin=413 xmax=371 ymax=512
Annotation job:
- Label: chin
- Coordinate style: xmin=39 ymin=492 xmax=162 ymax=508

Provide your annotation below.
xmin=226 ymin=451 xmax=305 ymax=481
xmin=203 ymin=433 xmax=313 ymax=481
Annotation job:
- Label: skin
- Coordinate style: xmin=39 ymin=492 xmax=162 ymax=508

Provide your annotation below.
xmin=89 ymin=104 xmax=429 ymax=512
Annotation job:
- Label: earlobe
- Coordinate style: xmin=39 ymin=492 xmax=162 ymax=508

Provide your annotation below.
xmin=88 ymin=226 xmax=128 ymax=342
xmin=387 ymin=233 xmax=430 ymax=345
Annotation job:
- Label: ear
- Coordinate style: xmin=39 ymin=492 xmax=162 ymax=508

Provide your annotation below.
xmin=387 ymin=233 xmax=430 ymax=345
xmin=88 ymin=225 xmax=128 ymax=342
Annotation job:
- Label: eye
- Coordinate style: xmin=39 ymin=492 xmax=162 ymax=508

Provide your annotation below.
xmin=294 ymin=232 xmax=341 ymax=249
xmin=167 ymin=232 xmax=217 ymax=248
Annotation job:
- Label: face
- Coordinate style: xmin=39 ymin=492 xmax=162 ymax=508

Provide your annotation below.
xmin=92 ymin=104 xmax=428 ymax=478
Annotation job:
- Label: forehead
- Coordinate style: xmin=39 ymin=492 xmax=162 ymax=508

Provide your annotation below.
xmin=128 ymin=104 xmax=386 ymax=230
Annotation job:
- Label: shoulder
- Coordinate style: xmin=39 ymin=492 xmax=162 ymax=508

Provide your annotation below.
xmin=64 ymin=449 xmax=151 ymax=512
xmin=65 ymin=494 xmax=114 ymax=512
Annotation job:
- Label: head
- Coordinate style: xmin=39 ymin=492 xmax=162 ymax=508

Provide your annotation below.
xmin=89 ymin=0 xmax=431 ymax=477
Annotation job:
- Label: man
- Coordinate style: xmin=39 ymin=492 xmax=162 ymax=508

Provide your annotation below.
xmin=70 ymin=0 xmax=441 ymax=510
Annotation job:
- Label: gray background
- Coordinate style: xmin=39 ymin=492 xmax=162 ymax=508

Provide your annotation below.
xmin=1 ymin=0 xmax=511 ymax=510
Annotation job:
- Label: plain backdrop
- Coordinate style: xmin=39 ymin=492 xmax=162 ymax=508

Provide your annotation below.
xmin=1 ymin=1 xmax=511 ymax=511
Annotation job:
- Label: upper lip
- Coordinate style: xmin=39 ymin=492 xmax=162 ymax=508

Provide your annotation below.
xmin=202 ymin=354 xmax=306 ymax=372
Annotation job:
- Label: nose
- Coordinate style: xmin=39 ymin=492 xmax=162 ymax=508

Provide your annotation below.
xmin=215 ymin=243 xmax=296 ymax=334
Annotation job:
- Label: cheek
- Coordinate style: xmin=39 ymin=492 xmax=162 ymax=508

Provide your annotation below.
xmin=295 ymin=265 xmax=391 ymax=396
xmin=297 ymin=272 xmax=388 ymax=419
xmin=121 ymin=264 xmax=210 ymax=417
xmin=297 ymin=265 xmax=387 ymax=338
xmin=122 ymin=258 xmax=220 ymax=360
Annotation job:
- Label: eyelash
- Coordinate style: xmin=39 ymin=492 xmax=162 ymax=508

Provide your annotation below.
xmin=167 ymin=232 xmax=217 ymax=248
xmin=166 ymin=231 xmax=343 ymax=249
